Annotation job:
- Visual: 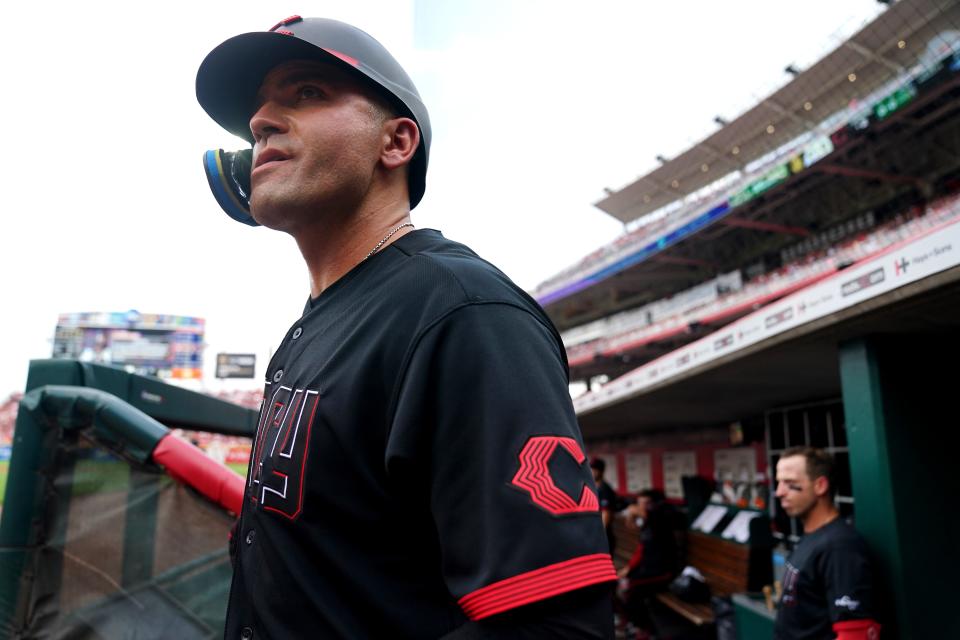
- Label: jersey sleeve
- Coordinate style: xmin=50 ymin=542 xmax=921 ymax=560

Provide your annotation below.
xmin=820 ymin=536 xmax=875 ymax=623
xmin=597 ymin=483 xmax=617 ymax=511
xmin=386 ymin=302 xmax=616 ymax=621
xmin=439 ymin=584 xmax=613 ymax=639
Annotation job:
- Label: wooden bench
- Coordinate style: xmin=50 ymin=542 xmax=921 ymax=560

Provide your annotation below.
xmin=614 ymin=516 xmax=761 ymax=627
xmin=612 ymin=513 xmax=710 ymax=624
xmin=655 ymin=530 xmax=757 ymax=627
xmin=655 ymin=592 xmax=715 ymax=626
xmin=610 ymin=512 xmax=642 ymax=569
xmin=653 ymin=531 xmax=749 ymax=626
xmin=613 ymin=508 xmax=771 ymax=628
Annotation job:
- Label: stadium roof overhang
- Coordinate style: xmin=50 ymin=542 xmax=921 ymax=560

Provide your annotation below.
xmin=594 ymin=0 xmax=956 ymax=225
xmin=576 ymin=257 xmax=960 ymax=440
xmin=545 ymin=65 xmax=960 ymax=330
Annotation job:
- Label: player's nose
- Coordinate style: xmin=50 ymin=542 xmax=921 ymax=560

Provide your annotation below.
xmin=250 ymin=101 xmax=287 ymax=144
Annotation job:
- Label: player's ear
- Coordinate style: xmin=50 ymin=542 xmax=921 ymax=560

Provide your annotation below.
xmin=813 ymin=475 xmax=830 ymax=498
xmin=381 ymin=117 xmax=419 ymax=170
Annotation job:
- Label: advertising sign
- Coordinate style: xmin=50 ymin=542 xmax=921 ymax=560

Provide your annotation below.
xmin=577 ymin=217 xmax=960 ymax=415
xmin=215 ymin=353 xmax=256 ymax=379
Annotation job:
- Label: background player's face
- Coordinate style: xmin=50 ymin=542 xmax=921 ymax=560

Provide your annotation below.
xmin=636 ymin=495 xmax=651 ymax=520
xmin=774 ymin=455 xmax=818 ymax=519
xmin=592 ymin=467 xmax=603 ymax=484
xmin=247 ymin=60 xmax=388 ymax=232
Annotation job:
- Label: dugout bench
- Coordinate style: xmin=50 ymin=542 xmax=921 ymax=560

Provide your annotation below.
xmin=612 ymin=505 xmax=773 ymax=629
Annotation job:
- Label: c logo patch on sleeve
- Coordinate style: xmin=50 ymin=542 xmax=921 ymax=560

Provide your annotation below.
xmin=511 ymin=436 xmax=599 ymax=516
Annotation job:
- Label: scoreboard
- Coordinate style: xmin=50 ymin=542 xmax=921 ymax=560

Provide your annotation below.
xmin=53 ymin=310 xmax=204 ymax=380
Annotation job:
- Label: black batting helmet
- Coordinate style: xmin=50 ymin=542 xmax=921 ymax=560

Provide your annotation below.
xmin=197 ymin=16 xmax=431 ymax=225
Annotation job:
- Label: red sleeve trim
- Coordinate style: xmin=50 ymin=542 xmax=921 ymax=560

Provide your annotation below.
xmin=458 ymin=553 xmax=617 ymax=620
xmin=152 ymin=433 xmax=245 ymax=515
xmin=833 ymin=619 xmax=881 ymax=640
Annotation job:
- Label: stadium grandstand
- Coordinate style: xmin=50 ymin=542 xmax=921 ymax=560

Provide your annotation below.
xmin=533 ymin=0 xmax=960 ymax=636
xmin=172 ymin=389 xmax=260 ymax=471
xmin=0 ymin=394 xmax=19 ymax=449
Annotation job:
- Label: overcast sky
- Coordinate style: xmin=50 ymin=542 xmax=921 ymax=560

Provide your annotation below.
xmin=0 ymin=0 xmax=884 ymax=395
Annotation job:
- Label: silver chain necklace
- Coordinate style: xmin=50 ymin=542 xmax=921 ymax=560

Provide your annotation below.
xmin=363 ymin=222 xmax=415 ymax=261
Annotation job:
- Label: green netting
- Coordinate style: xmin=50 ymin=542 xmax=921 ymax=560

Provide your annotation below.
xmin=17 ymin=437 xmax=233 ymax=639
xmin=2 ymin=398 xmax=235 ymax=640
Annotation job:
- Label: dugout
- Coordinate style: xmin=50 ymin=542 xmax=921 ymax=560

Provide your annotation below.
xmin=0 ymin=360 xmax=256 ymax=639
xmin=534 ymin=2 xmax=960 ymax=636
xmin=577 ymin=242 xmax=960 ymax=638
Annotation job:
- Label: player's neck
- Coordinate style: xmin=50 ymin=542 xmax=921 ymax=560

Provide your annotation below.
xmin=295 ymin=197 xmax=413 ymax=298
xmin=800 ymin=500 xmax=839 ymax=534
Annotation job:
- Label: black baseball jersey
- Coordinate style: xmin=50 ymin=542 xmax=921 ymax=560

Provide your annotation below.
xmin=596 ymin=480 xmax=617 ymax=552
xmin=225 ymin=230 xmax=616 ymax=639
xmin=596 ymin=481 xmax=618 ymax=514
xmin=774 ymin=518 xmax=875 ymax=640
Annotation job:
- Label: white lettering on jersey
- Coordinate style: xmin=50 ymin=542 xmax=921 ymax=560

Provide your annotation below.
xmin=248 ymin=385 xmax=319 ymax=521
xmin=834 ymin=595 xmax=860 ymax=611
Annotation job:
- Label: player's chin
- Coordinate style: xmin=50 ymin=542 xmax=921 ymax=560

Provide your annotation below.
xmin=249 ymin=195 xmax=294 ymax=231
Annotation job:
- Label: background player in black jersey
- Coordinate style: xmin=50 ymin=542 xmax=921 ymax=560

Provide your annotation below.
xmin=591 ymin=457 xmax=620 ymax=552
xmin=197 ymin=16 xmax=615 ymax=640
xmin=773 ymin=447 xmax=881 ymax=640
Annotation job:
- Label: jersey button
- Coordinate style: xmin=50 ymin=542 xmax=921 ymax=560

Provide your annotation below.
xmin=245 ymin=530 xmax=255 ymax=545
xmin=240 ymin=626 xmax=253 ymax=640
xmin=273 ymin=369 xmax=283 ymax=382
xmin=292 ymin=327 xmax=302 ymax=339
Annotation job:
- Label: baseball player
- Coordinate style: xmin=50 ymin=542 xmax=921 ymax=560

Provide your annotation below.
xmin=774 ymin=447 xmax=881 ymax=640
xmin=196 ymin=16 xmax=616 ymax=639
xmin=590 ymin=457 xmax=619 ymax=551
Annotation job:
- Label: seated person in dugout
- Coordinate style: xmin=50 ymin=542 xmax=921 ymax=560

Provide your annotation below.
xmin=616 ymin=489 xmax=681 ymax=635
